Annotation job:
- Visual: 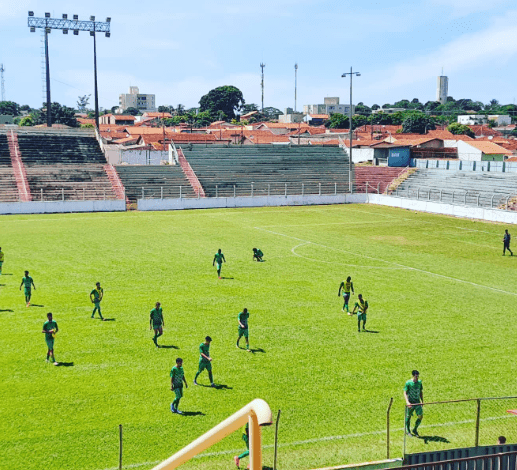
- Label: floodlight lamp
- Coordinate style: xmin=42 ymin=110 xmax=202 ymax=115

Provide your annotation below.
xmin=46 ymin=27 xmax=51 ymax=33
xmin=30 ymin=26 xmax=36 ymax=32
xmin=73 ymin=14 xmax=78 ymax=20
xmin=73 ymin=30 xmax=79 ymax=35
xmin=341 ymin=73 xmax=346 ymax=77
xmin=105 ymin=32 xmax=110 ymax=38
xmin=356 ymin=73 xmax=361 ymax=76
xmin=62 ymin=14 xmax=67 ymax=19
xmin=90 ymin=31 xmax=95 ymax=36
xmin=28 ymin=11 xmax=34 ymax=16
xmin=63 ymin=29 xmax=68 ymax=34
xmin=90 ymin=15 xmax=95 ymax=21
xmin=106 ymin=17 xmax=111 ymax=22
xmin=45 ymin=12 xmax=50 ymax=18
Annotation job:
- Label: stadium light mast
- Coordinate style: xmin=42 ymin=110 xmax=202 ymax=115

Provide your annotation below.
xmin=341 ymin=67 xmax=360 ymax=193
xmin=0 ymin=64 xmax=5 ymax=102
xmin=260 ymin=63 xmax=265 ymax=112
xmin=294 ymin=63 xmax=298 ymax=112
xmin=28 ymin=12 xmax=111 ymax=129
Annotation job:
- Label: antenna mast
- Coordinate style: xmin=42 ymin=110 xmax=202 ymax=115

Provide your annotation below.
xmin=294 ymin=63 xmax=298 ymax=112
xmin=260 ymin=63 xmax=265 ymax=112
xmin=0 ymin=64 xmax=5 ymax=102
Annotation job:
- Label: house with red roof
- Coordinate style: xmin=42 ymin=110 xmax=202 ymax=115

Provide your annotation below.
xmin=457 ymin=140 xmax=513 ymax=161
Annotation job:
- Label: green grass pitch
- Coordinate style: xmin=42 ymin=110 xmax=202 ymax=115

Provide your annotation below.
xmin=1 ymin=204 xmax=516 ymax=470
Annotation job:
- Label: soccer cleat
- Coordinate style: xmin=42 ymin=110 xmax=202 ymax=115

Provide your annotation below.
xmin=193 ymin=381 xmax=198 ymax=385
xmin=170 ymin=403 xmax=177 ymax=413
xmin=176 ymin=409 xmax=183 ymax=415
xmin=211 ymin=383 xmax=216 ymax=387
xmin=234 ymin=456 xmax=240 ymax=468
xmin=247 ymin=348 xmax=251 ymax=352
xmin=218 ymin=276 xmax=221 ymax=279
xmin=412 ymin=429 xmax=419 ymax=437
xmin=406 ymin=431 xmax=413 ymax=437
xmin=53 ymin=362 xmax=58 ymax=366
xmin=358 ymin=329 xmax=361 ymax=332
xmin=236 ymin=344 xmax=240 ymax=348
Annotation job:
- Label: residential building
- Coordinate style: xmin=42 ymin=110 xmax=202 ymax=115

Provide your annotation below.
xmin=118 ymin=86 xmax=156 ymax=113
xmin=372 ymin=108 xmax=406 ymax=115
xmin=303 ymin=98 xmax=354 ymax=116
xmin=488 ymin=115 xmax=512 ymax=126
xmin=458 ymin=115 xmax=487 ymax=125
xmin=278 ymin=108 xmax=304 ymax=123
xmin=457 ymin=140 xmax=512 ymax=161
xmin=99 ymin=114 xmax=136 ymax=126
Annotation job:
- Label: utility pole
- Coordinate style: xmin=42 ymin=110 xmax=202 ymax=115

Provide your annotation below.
xmin=260 ymin=63 xmax=265 ymax=112
xmin=0 ymin=64 xmax=5 ymax=102
xmin=294 ymin=63 xmax=298 ymax=112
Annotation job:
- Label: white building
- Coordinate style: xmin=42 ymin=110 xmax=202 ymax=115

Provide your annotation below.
xmin=488 ymin=115 xmax=512 ymax=126
xmin=436 ymin=76 xmax=448 ymax=104
xmin=303 ymin=97 xmax=354 ymax=116
xmin=457 ymin=140 xmax=511 ymax=161
xmin=458 ymin=115 xmax=487 ymax=125
xmin=118 ymin=86 xmax=156 ymax=113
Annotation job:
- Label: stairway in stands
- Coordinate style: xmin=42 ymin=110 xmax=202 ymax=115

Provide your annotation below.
xmin=353 ymin=166 xmax=403 ymax=193
xmin=0 ymin=133 xmax=21 ymax=202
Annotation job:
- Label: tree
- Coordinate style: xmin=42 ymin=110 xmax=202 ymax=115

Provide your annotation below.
xmin=77 ymin=95 xmax=91 ymax=112
xmin=371 ymin=104 xmax=380 ymax=110
xmin=242 ymin=103 xmax=259 ymax=113
xmin=394 ymin=99 xmax=410 ymax=109
xmin=158 ymin=105 xmax=173 ymax=113
xmin=368 ymin=112 xmax=392 ymax=125
xmin=262 ymin=107 xmax=283 ymax=120
xmin=382 ymin=103 xmax=392 ymax=109
xmin=80 ymin=123 xmax=94 ymax=129
xmin=401 ymin=111 xmax=435 ymax=134
xmin=124 ymin=107 xmax=140 ymax=116
xmin=33 ymin=102 xmax=78 ymax=127
xmin=325 ymin=113 xmax=349 ymax=129
xmin=19 ymin=115 xmax=34 ymax=126
xmin=0 ymin=101 xmax=20 ymax=116
xmin=424 ymin=101 xmax=440 ymax=112
xmin=175 ymin=104 xmax=185 ymax=115
xmin=199 ymin=85 xmax=245 ymax=119
xmin=447 ymin=122 xmax=475 ymax=137
xmin=20 ymin=104 xmax=32 ymax=112
xmin=355 ymin=102 xmax=371 ymax=115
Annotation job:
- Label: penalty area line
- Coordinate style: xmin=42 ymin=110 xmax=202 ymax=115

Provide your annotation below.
xmin=255 ymin=226 xmax=517 ymax=297
xmin=98 ymin=415 xmax=512 ymax=470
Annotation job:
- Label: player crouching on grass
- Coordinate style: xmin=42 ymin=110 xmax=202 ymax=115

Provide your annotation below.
xmin=404 ymin=370 xmax=424 ymax=437
xmin=252 ymin=248 xmax=263 ymax=262
xmin=351 ymin=294 xmax=368 ymax=332
xmin=42 ymin=312 xmax=59 ymax=365
xmin=170 ymin=358 xmax=188 ymax=415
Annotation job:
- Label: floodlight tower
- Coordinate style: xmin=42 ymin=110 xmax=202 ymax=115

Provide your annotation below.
xmin=28 ymin=11 xmax=111 ymax=128
xmin=260 ymin=63 xmax=265 ymax=112
xmin=294 ymin=63 xmax=298 ymax=112
xmin=0 ymin=64 xmax=5 ymax=102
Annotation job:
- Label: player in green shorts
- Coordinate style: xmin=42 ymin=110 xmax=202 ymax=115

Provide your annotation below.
xmin=237 ymin=308 xmax=250 ymax=352
xmin=20 ymin=270 xmax=36 ymax=307
xmin=338 ymin=276 xmax=354 ymax=313
xmin=351 ymin=294 xmax=368 ymax=332
xmin=42 ymin=312 xmax=58 ymax=365
xmin=170 ymin=357 xmax=188 ymax=415
xmin=233 ymin=422 xmax=250 ymax=468
xmin=252 ymin=248 xmax=264 ymax=262
xmin=0 ymin=247 xmax=4 ymax=275
xmin=150 ymin=302 xmax=164 ymax=348
xmin=194 ymin=336 xmax=215 ymax=387
xmin=90 ymin=282 xmax=105 ymax=320
xmin=404 ymin=370 xmax=424 ymax=437
xmin=213 ymin=249 xmax=226 ymax=279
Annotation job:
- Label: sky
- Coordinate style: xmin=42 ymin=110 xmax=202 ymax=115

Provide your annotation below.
xmin=1 ymin=0 xmax=517 ymax=112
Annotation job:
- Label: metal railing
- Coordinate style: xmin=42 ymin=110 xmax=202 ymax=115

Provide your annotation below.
xmin=28 ymin=187 xmax=121 ymax=202
xmin=393 ymin=185 xmax=513 ymax=209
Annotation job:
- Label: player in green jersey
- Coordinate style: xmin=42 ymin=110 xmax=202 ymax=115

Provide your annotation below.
xmin=20 ymin=270 xmax=36 ymax=307
xmin=252 ymin=248 xmax=263 ymax=262
xmin=42 ymin=312 xmax=59 ymax=365
xmin=237 ymin=308 xmax=250 ymax=352
xmin=0 ymin=247 xmax=4 ymax=275
xmin=233 ymin=422 xmax=250 ymax=468
xmin=90 ymin=282 xmax=105 ymax=320
xmin=404 ymin=370 xmax=424 ymax=437
xmin=338 ymin=276 xmax=354 ymax=313
xmin=351 ymin=294 xmax=368 ymax=332
xmin=213 ymin=249 xmax=226 ymax=279
xmin=170 ymin=357 xmax=188 ymax=414
xmin=150 ymin=302 xmax=164 ymax=347
xmin=194 ymin=336 xmax=215 ymax=387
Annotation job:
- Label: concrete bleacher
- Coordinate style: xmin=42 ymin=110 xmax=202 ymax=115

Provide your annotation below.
xmin=395 ymin=168 xmax=517 ymax=208
xmin=13 ymin=129 xmax=117 ymax=201
xmin=115 ymin=165 xmax=197 ymax=202
xmin=354 ymin=166 xmax=402 ymax=193
xmin=181 ymin=145 xmax=350 ymax=197
xmin=0 ymin=134 xmax=20 ymax=202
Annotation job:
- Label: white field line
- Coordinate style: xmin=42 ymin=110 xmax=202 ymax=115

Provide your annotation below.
xmin=255 ymin=227 xmax=517 ymax=297
xmin=99 ymin=415 xmax=512 ymax=470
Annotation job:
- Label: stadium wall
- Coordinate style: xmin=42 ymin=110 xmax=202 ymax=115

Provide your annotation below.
xmin=138 ymin=194 xmax=368 ymax=211
xmin=368 ymin=194 xmax=517 ymax=224
xmin=0 ymin=200 xmax=126 ymax=215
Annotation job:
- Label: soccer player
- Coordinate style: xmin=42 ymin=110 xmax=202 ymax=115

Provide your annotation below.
xmin=252 ymin=248 xmax=263 ymax=262
xmin=237 ymin=308 xmax=250 ymax=352
xmin=338 ymin=276 xmax=354 ymax=313
xmin=213 ymin=249 xmax=226 ymax=279
xmin=194 ymin=336 xmax=215 ymax=387
xmin=233 ymin=422 xmax=250 ymax=468
xmin=170 ymin=357 xmax=188 ymax=415
xmin=503 ymin=229 xmax=513 ymax=256
xmin=42 ymin=312 xmax=58 ymax=365
xmin=150 ymin=302 xmax=164 ymax=348
xmin=0 ymin=247 xmax=4 ymax=275
xmin=19 ymin=270 xmax=36 ymax=307
xmin=351 ymin=294 xmax=368 ymax=332
xmin=90 ymin=282 xmax=105 ymax=320
xmin=404 ymin=370 xmax=424 ymax=437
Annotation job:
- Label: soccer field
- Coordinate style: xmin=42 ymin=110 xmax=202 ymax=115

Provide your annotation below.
xmin=1 ymin=204 xmax=516 ymax=470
